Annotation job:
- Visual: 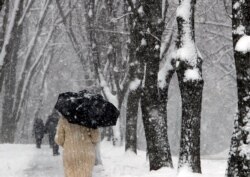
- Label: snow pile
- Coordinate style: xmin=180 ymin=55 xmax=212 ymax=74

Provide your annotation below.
xmin=233 ymin=25 xmax=245 ymax=35
xmin=233 ymin=2 xmax=240 ymax=10
xmin=175 ymin=0 xmax=199 ymax=66
xmin=235 ymin=35 xmax=250 ymax=54
xmin=176 ymin=0 xmax=191 ymax=21
xmin=138 ymin=6 xmax=144 ymax=16
xmin=99 ymin=73 xmax=118 ymax=108
xmin=184 ymin=68 xmax=201 ymax=81
xmin=141 ymin=38 xmax=147 ymax=46
xmin=129 ymin=78 xmax=141 ymax=91
xmin=177 ymin=166 xmax=202 ymax=177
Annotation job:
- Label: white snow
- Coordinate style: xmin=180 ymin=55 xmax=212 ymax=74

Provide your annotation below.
xmin=138 ymin=6 xmax=144 ymax=16
xmin=233 ymin=2 xmax=240 ymax=10
xmin=184 ymin=68 xmax=202 ymax=81
xmin=176 ymin=30 xmax=198 ymax=66
xmin=141 ymin=38 xmax=147 ymax=46
xmin=175 ymin=0 xmax=199 ymax=66
xmin=129 ymin=78 xmax=141 ymax=91
xmin=88 ymin=9 xmax=93 ymax=17
xmin=233 ymin=25 xmax=245 ymax=35
xmin=158 ymin=58 xmax=173 ymax=89
xmin=99 ymin=73 xmax=118 ymax=108
xmin=176 ymin=0 xmax=191 ymax=21
xmin=107 ymin=45 xmax=113 ymax=54
xmin=235 ymin=35 xmax=250 ymax=54
xmin=154 ymin=45 xmax=160 ymax=50
xmin=0 ymin=142 xmax=228 ymax=177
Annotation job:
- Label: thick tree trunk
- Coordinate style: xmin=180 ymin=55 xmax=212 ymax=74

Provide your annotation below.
xmin=126 ymin=0 xmax=173 ymax=170
xmin=177 ymin=70 xmax=203 ymax=173
xmin=226 ymin=1 xmax=250 ymax=176
xmin=175 ymin=0 xmax=203 ymax=173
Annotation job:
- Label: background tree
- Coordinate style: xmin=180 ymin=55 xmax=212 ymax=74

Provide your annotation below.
xmin=0 ymin=0 xmax=25 ymax=143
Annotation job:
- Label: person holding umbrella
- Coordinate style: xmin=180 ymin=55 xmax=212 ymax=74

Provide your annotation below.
xmin=55 ymin=116 xmax=100 ymax=177
xmin=54 ymin=90 xmax=119 ymax=177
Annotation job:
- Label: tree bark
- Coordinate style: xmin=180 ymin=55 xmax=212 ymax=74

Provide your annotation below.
xmin=226 ymin=1 xmax=250 ymax=176
xmin=175 ymin=0 xmax=203 ymax=173
xmin=125 ymin=0 xmax=173 ymax=170
xmin=0 ymin=0 xmax=24 ymax=143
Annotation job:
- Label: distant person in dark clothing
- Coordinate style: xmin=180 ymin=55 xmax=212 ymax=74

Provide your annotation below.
xmin=32 ymin=118 xmax=45 ymax=149
xmin=45 ymin=109 xmax=60 ymax=156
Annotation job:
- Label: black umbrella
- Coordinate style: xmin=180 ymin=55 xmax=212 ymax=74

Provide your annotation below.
xmin=54 ymin=90 xmax=120 ymax=128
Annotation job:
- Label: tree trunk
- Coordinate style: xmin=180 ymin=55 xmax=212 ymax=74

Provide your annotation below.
xmin=125 ymin=89 xmax=140 ymax=153
xmin=0 ymin=0 xmax=5 ymax=12
xmin=175 ymin=0 xmax=203 ymax=173
xmin=11 ymin=0 xmax=52 ymax=123
xmin=226 ymin=1 xmax=250 ymax=176
xmin=125 ymin=0 xmax=173 ymax=170
xmin=0 ymin=0 xmax=24 ymax=143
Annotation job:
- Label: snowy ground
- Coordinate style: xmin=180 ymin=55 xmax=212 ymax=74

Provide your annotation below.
xmin=0 ymin=141 xmax=227 ymax=177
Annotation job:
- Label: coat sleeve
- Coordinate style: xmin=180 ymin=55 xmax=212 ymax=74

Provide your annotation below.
xmin=55 ymin=118 xmax=65 ymax=147
xmin=89 ymin=128 xmax=100 ymax=144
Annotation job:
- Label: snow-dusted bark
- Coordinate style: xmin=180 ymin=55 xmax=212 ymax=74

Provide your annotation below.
xmin=125 ymin=0 xmax=173 ymax=170
xmin=0 ymin=0 xmax=25 ymax=143
xmin=226 ymin=1 xmax=250 ymax=176
xmin=158 ymin=22 xmax=175 ymax=156
xmin=124 ymin=0 xmax=143 ymax=153
xmin=175 ymin=0 xmax=203 ymax=173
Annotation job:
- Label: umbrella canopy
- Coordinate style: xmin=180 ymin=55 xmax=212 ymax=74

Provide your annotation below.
xmin=54 ymin=90 xmax=120 ymax=128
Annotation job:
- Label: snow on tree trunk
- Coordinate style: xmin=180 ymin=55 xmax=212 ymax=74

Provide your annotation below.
xmin=124 ymin=1 xmax=143 ymax=153
xmin=175 ymin=0 xmax=203 ymax=173
xmin=125 ymin=77 xmax=141 ymax=153
xmin=0 ymin=0 xmax=24 ymax=143
xmin=226 ymin=1 xmax=250 ymax=176
xmin=125 ymin=0 xmax=173 ymax=170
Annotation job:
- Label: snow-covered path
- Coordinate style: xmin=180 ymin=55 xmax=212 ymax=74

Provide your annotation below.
xmin=0 ymin=142 xmax=228 ymax=177
xmin=22 ymin=146 xmax=63 ymax=177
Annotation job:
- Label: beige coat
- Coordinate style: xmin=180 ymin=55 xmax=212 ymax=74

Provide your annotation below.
xmin=55 ymin=117 xmax=100 ymax=177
